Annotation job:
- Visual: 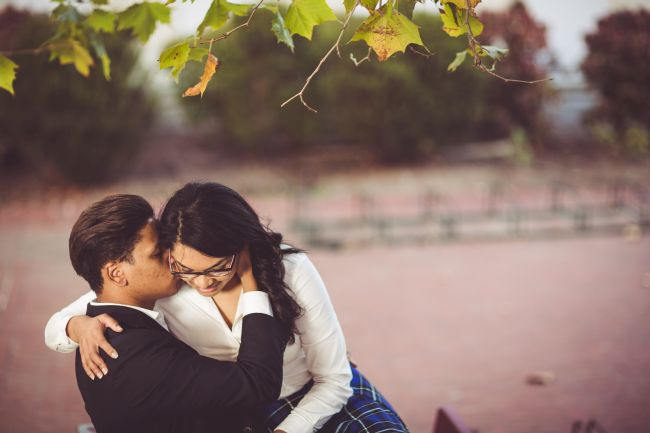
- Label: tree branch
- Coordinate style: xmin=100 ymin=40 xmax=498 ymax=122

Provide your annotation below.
xmin=350 ymin=47 xmax=372 ymax=66
xmin=197 ymin=0 xmax=265 ymax=45
xmin=463 ymin=0 xmax=550 ymax=85
xmin=481 ymin=67 xmax=552 ymax=84
xmin=409 ymin=45 xmax=434 ymax=58
xmin=281 ymin=1 xmax=360 ymax=113
xmin=0 ymin=47 xmax=46 ymax=56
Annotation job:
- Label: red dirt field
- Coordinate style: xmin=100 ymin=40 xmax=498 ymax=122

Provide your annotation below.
xmin=0 ymin=165 xmax=648 ymax=433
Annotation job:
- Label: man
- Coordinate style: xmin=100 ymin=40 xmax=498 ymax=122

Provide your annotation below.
xmin=65 ymin=194 xmax=286 ymax=433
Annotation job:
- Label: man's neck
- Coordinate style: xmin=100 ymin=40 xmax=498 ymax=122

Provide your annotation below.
xmin=96 ymin=292 xmax=155 ymax=310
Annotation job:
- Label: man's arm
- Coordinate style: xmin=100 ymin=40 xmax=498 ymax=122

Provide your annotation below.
xmin=91 ymin=312 xmax=287 ymax=416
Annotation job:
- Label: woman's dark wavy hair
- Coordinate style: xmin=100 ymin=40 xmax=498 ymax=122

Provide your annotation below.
xmin=158 ymin=182 xmax=303 ymax=342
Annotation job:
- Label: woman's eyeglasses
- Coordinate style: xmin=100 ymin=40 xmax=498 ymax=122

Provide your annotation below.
xmin=168 ymin=253 xmax=236 ymax=281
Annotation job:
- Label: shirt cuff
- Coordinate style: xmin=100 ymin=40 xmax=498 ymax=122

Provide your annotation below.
xmin=57 ymin=314 xmax=80 ymax=352
xmin=276 ymin=413 xmax=317 ymax=433
xmin=240 ymin=291 xmax=273 ymax=317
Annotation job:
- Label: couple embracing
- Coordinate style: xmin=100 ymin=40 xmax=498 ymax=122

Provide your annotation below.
xmin=44 ymin=182 xmax=408 ymax=433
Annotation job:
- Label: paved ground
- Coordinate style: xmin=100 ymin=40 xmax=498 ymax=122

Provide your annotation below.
xmin=0 ymin=163 xmax=648 ymax=433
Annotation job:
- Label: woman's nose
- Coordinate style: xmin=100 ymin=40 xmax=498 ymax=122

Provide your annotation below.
xmin=192 ymin=275 xmax=213 ymax=289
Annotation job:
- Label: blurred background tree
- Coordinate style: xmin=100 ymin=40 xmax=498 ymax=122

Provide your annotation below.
xmin=581 ymin=9 xmax=650 ymax=159
xmin=479 ymin=1 xmax=553 ymax=149
xmin=0 ymin=7 xmax=155 ymax=187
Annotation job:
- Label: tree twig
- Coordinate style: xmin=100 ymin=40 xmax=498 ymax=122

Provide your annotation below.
xmin=481 ymin=67 xmax=552 ymax=84
xmin=197 ymin=0 xmax=265 ymax=45
xmin=409 ymin=45 xmax=434 ymax=58
xmin=0 ymin=39 xmax=70 ymax=57
xmin=463 ymin=0 xmax=550 ymax=84
xmin=281 ymin=1 xmax=360 ymax=113
xmin=350 ymin=47 xmax=372 ymax=66
xmin=0 ymin=47 xmax=46 ymax=56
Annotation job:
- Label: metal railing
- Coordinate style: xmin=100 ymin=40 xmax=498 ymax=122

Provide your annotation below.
xmin=290 ymin=179 xmax=650 ymax=249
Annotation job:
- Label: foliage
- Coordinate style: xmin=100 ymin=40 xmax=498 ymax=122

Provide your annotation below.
xmin=0 ymin=0 xmax=511 ymax=109
xmin=176 ymin=12 xmax=514 ymax=162
xmin=0 ymin=8 xmax=155 ymax=185
xmin=581 ymin=9 xmax=650 ymax=158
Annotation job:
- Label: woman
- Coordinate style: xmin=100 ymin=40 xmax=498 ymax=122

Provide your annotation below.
xmin=45 ymin=182 xmax=408 ymax=433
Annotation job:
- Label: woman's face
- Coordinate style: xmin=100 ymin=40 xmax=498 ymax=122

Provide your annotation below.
xmin=169 ymin=242 xmax=238 ymax=296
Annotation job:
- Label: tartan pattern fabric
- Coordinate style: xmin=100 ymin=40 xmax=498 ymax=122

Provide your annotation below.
xmin=256 ymin=365 xmax=409 ymax=433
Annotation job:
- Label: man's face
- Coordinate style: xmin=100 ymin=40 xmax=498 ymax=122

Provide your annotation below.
xmin=121 ymin=221 xmax=180 ymax=302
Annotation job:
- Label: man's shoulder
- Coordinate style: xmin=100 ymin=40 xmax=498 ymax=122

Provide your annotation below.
xmin=105 ymin=326 xmax=184 ymax=356
xmin=76 ymin=327 xmax=195 ymax=390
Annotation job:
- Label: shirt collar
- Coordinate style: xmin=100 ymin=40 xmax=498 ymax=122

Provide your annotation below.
xmin=89 ymin=301 xmax=169 ymax=331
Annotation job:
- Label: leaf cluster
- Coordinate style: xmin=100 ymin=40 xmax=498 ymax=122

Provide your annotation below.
xmin=176 ymin=13 xmax=507 ymax=160
xmin=0 ymin=0 xmax=511 ymax=103
xmin=0 ymin=8 xmax=155 ymax=185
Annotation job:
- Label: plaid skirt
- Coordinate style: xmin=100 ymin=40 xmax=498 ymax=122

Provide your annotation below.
xmin=256 ymin=365 xmax=409 ymax=433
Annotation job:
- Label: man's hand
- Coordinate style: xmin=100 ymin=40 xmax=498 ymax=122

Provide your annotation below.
xmin=67 ymin=314 xmax=122 ymax=380
xmin=236 ymin=245 xmax=258 ymax=293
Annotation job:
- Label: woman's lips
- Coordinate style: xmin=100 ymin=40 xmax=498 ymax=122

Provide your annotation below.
xmin=197 ymin=283 xmax=220 ymax=294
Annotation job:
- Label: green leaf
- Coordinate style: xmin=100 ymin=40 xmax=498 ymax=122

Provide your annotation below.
xmin=262 ymin=3 xmax=279 ymax=14
xmin=117 ymin=2 xmax=171 ymax=43
xmin=188 ymin=46 xmax=209 ymax=62
xmin=360 ymin=0 xmax=378 ymax=12
xmin=0 ymin=55 xmax=18 ymax=95
xmin=285 ymin=0 xmax=337 ymax=40
xmin=52 ymin=4 xmax=82 ymax=23
xmin=344 ymin=0 xmax=358 ymax=14
xmin=91 ymin=0 xmax=109 ymax=5
xmin=397 ymin=0 xmax=417 ymax=19
xmin=480 ymin=44 xmax=508 ymax=61
xmin=49 ymin=38 xmax=94 ymax=77
xmin=271 ymin=11 xmax=295 ymax=52
xmin=440 ymin=3 xmax=482 ymax=37
xmin=88 ymin=31 xmax=111 ymax=80
xmin=350 ymin=6 xmax=423 ymax=61
xmin=159 ymin=42 xmax=191 ymax=81
xmin=228 ymin=2 xmax=253 ymax=16
xmin=85 ymin=10 xmax=116 ymax=33
xmin=447 ymin=49 xmax=468 ymax=72
xmin=197 ymin=0 xmax=252 ymax=35
xmin=441 ymin=0 xmax=481 ymax=9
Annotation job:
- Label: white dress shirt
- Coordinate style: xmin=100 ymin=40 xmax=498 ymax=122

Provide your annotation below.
xmin=44 ymin=252 xmax=353 ymax=433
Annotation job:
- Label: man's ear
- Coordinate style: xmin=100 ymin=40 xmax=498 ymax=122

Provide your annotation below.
xmin=105 ymin=261 xmax=127 ymax=287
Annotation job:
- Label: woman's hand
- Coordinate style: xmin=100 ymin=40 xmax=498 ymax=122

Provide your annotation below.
xmin=67 ymin=314 xmax=122 ymax=380
xmin=236 ymin=245 xmax=258 ymax=293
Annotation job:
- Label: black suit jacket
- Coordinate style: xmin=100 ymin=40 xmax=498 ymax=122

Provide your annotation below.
xmin=75 ymin=303 xmax=286 ymax=433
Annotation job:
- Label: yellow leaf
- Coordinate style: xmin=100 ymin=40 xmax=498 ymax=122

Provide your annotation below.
xmin=442 ymin=0 xmax=481 ymax=9
xmin=182 ymin=53 xmax=219 ymax=98
xmin=49 ymin=38 xmax=94 ymax=77
xmin=350 ymin=7 xmax=423 ymax=62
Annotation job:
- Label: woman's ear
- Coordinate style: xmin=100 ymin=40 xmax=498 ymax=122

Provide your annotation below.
xmin=104 ymin=261 xmax=127 ymax=287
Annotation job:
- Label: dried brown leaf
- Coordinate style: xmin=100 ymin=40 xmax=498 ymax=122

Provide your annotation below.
xmin=182 ymin=53 xmax=219 ymax=98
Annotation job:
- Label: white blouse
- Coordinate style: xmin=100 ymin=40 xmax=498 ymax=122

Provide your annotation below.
xmin=44 ymin=252 xmax=353 ymax=433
